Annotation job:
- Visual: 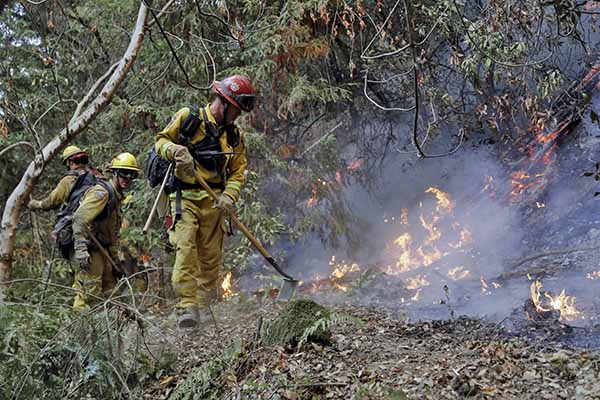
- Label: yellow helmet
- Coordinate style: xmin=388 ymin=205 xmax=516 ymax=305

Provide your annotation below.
xmin=62 ymin=145 xmax=87 ymax=163
xmin=109 ymin=152 xmax=141 ymax=172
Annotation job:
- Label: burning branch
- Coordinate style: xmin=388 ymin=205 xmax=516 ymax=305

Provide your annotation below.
xmin=528 ymin=280 xmax=580 ymax=321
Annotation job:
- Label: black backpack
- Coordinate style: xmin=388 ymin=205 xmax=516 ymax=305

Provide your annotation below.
xmin=52 ymin=170 xmax=116 ymax=260
xmin=145 ymin=104 xmax=241 ymax=188
xmin=145 ymin=105 xmax=200 ymax=189
xmin=146 ymin=147 xmax=172 ymax=188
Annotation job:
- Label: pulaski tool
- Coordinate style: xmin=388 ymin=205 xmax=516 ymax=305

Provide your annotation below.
xmin=193 ymin=170 xmax=299 ymax=301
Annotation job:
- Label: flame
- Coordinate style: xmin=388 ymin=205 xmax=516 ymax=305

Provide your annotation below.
xmin=535 ymin=129 xmax=559 ymax=145
xmin=405 ymin=274 xmax=430 ymax=290
xmin=389 ymin=233 xmax=414 ymax=274
xmin=480 ymin=276 xmax=490 ymax=295
xmin=309 ymin=273 xmax=327 ymax=292
xmin=542 ymin=143 xmax=557 ymax=164
xmin=303 ymin=187 xmax=476 ymax=300
xmin=448 ymin=266 xmax=471 ymax=280
xmin=307 ymin=187 xmax=318 ymax=208
xmin=586 ymin=271 xmax=600 ymax=280
xmin=510 ymin=171 xmax=531 ymax=197
xmin=328 ymin=256 xmax=361 ymax=292
xmin=411 ymin=288 xmax=422 ymax=302
xmin=347 ymin=159 xmax=364 ymax=171
xmin=530 ymin=280 xmax=580 ymax=321
xmin=509 ymin=118 xmax=562 ymax=204
xmin=221 ymin=271 xmax=234 ymax=298
xmin=400 ymin=208 xmax=409 ymax=225
xmin=480 ymin=175 xmax=497 ymax=197
xmin=510 ymin=170 xmax=548 ymax=201
xmin=420 ymin=214 xmax=442 ymax=243
xmin=425 ymin=187 xmax=454 ymax=212
xmin=384 ymin=188 xmax=473 ymax=276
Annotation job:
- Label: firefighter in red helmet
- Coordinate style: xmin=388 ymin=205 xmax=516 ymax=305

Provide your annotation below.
xmin=155 ymin=75 xmax=256 ymax=329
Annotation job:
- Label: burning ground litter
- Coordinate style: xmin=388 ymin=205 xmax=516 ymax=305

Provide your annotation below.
xmin=232 ymin=87 xmax=600 ymax=349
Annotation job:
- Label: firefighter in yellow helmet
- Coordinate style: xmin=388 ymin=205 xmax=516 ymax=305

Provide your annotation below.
xmin=155 ymin=75 xmax=255 ymax=328
xmin=72 ymin=152 xmax=140 ymax=309
xmin=28 ymin=145 xmax=90 ymax=210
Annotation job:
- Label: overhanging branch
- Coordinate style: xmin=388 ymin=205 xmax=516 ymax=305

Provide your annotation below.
xmin=0 ymin=1 xmax=149 ymax=296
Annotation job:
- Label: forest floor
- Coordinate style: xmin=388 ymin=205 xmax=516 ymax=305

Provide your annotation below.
xmin=137 ymin=297 xmax=600 ymax=400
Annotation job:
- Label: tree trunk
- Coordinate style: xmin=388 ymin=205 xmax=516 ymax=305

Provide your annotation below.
xmin=0 ymin=2 xmax=148 ymax=301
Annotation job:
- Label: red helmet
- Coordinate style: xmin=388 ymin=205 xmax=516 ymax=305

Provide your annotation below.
xmin=212 ymin=75 xmax=256 ymax=112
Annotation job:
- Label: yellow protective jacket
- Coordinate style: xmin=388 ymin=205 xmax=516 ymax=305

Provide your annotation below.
xmin=29 ymin=169 xmax=86 ymax=210
xmin=155 ymin=104 xmax=247 ymax=203
xmin=72 ymin=180 xmax=123 ymax=252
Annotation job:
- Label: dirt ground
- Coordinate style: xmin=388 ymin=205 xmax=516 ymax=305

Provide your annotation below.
xmin=137 ymin=297 xmax=600 ymax=400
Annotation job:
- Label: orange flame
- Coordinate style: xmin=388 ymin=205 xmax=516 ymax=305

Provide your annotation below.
xmin=384 ymin=188 xmax=473 ymax=276
xmin=328 ymin=256 xmax=361 ymax=292
xmin=448 ymin=266 xmax=471 ymax=280
xmin=530 ymin=280 xmax=580 ymax=321
xmin=221 ymin=271 xmax=234 ymax=298
xmin=425 ymin=187 xmax=454 ymax=212
xmin=535 ymin=129 xmax=559 ymax=145
xmin=405 ymin=274 xmax=430 ymax=290
xmin=307 ymin=188 xmax=318 ymax=208
xmin=347 ymin=159 xmax=364 ymax=171
xmin=542 ymin=144 xmax=557 ymax=164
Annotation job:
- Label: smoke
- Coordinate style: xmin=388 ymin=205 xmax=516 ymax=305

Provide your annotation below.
xmin=270 ymin=89 xmax=600 ymax=327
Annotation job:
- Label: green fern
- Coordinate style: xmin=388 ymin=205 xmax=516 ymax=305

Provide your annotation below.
xmin=298 ymin=312 xmax=363 ymax=348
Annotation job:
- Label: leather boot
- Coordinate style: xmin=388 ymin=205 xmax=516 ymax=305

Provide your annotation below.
xmin=177 ymin=306 xmax=199 ymax=329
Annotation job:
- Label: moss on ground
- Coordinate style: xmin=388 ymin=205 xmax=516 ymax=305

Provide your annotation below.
xmin=263 ymin=299 xmax=332 ymax=347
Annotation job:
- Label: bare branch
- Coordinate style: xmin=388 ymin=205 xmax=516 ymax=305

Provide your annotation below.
xmin=0 ymin=1 xmax=149 ymax=294
xmin=404 ymin=0 xmax=425 ymax=158
xmin=143 ymin=0 xmax=209 ymax=90
xmin=0 ymin=141 xmax=36 ymax=159
xmin=361 ymin=1 xmax=453 ymax=60
xmin=363 ymin=69 xmax=416 ymax=112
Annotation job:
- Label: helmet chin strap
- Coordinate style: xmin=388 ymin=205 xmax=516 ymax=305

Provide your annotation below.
xmin=222 ymin=98 xmax=229 ymax=125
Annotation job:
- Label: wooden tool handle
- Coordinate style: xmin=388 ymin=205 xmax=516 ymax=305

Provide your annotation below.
xmin=194 ymin=171 xmax=296 ymax=281
xmin=143 ymin=163 xmax=173 ymax=234
xmin=87 ymin=230 xmax=122 ymax=274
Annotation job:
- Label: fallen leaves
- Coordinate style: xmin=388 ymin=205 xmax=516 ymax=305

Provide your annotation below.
xmin=141 ymin=302 xmax=600 ymax=399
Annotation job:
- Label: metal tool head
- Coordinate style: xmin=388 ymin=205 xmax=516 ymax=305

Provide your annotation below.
xmin=276 ymin=278 xmax=299 ymax=302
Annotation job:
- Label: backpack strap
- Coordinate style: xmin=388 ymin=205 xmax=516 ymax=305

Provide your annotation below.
xmin=201 ymin=107 xmax=221 ymax=139
xmin=95 ymin=180 xmax=117 ymax=221
xmin=180 ymin=104 xmax=202 ymax=139
xmin=64 ymin=170 xmax=89 ymax=202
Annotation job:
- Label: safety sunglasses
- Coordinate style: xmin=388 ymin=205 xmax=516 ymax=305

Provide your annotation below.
xmin=117 ymin=170 xmax=139 ymax=180
xmin=236 ymin=94 xmax=256 ymax=112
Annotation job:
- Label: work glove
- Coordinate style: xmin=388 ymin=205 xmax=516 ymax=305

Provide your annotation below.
xmin=172 ymin=145 xmax=196 ymax=184
xmin=74 ymin=239 xmax=91 ymax=271
xmin=27 ymin=199 xmax=41 ymax=210
xmin=213 ymin=193 xmax=234 ymax=213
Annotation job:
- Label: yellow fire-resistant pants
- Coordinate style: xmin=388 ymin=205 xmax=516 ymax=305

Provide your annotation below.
xmin=170 ymin=196 xmax=225 ymax=309
xmin=72 ymin=249 xmax=117 ymax=310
